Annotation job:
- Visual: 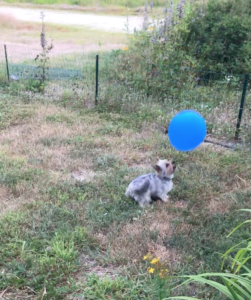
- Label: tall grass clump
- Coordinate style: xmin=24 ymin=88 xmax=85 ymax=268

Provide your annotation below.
xmin=168 ymin=209 xmax=251 ymax=300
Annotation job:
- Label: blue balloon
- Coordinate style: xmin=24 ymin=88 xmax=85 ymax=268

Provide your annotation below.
xmin=168 ymin=110 xmax=207 ymax=151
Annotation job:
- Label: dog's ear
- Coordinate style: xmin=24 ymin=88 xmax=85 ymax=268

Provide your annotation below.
xmin=153 ymin=165 xmax=161 ymax=174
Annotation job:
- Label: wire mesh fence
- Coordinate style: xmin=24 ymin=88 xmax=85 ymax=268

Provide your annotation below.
xmin=1 ymin=43 xmax=250 ymax=144
xmin=97 ymin=52 xmax=251 ymax=143
xmin=0 ymin=43 xmax=96 ymax=106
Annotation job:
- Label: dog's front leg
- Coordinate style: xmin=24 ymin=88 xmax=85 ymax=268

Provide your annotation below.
xmin=161 ymin=195 xmax=169 ymax=203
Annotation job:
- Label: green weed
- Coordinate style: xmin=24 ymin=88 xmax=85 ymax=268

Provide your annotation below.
xmin=76 ymin=273 xmax=151 ymax=300
xmin=94 ymin=154 xmax=120 ymax=171
xmin=45 ymin=113 xmax=73 ymax=124
xmin=0 ymin=201 xmax=96 ymax=299
xmin=0 ymin=155 xmax=44 ymax=188
xmin=0 ymin=92 xmax=35 ymax=129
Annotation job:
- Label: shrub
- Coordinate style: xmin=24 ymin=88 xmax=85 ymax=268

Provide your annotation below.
xmin=103 ymin=0 xmax=200 ymax=100
xmin=183 ymin=0 xmax=251 ymax=74
xmin=105 ymin=0 xmax=251 ymax=101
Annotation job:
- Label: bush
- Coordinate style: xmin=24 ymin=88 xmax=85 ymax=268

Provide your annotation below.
xmin=104 ymin=0 xmax=199 ymax=100
xmin=102 ymin=0 xmax=251 ymax=101
xmin=184 ymin=0 xmax=251 ymax=74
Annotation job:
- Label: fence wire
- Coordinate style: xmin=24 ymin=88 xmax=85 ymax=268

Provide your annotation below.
xmin=97 ymin=52 xmax=251 ymax=144
xmin=1 ymin=44 xmax=250 ymax=144
xmin=0 ymin=44 xmax=96 ymax=106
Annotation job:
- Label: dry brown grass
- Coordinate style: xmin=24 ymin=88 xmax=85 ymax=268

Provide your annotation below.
xmin=96 ymin=202 xmax=187 ymax=267
xmin=0 ymin=186 xmax=13 ymax=213
xmin=0 ymin=101 xmax=185 ymax=267
xmin=207 ymin=198 xmax=233 ymax=214
xmin=0 ymin=12 xmax=127 ymax=59
xmin=0 ymin=12 xmax=14 ymax=27
xmin=207 ymin=181 xmax=251 ymax=214
xmin=0 ymin=183 xmax=39 ymax=214
xmin=0 ymin=102 xmax=157 ymax=210
xmin=0 ymin=12 xmax=35 ymax=29
xmin=1 ymin=94 xmax=250 ymax=299
xmin=0 ymin=287 xmax=36 ymax=300
xmin=0 ymin=107 xmax=92 ymax=175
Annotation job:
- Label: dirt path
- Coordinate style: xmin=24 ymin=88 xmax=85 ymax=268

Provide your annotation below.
xmin=0 ymin=6 xmax=143 ymax=33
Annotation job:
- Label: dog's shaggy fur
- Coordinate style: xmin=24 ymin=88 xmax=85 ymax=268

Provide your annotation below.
xmin=125 ymin=159 xmax=176 ymax=207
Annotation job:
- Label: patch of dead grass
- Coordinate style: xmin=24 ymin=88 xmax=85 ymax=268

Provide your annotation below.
xmin=71 ymin=168 xmax=98 ymax=182
xmin=78 ymin=253 xmax=122 ymax=281
xmin=0 ymin=287 xmax=36 ymax=300
xmin=207 ymin=183 xmax=251 ymax=215
xmin=147 ymin=242 xmax=181 ymax=265
xmin=0 ymin=12 xmax=34 ymax=30
xmin=0 ymin=105 xmax=103 ymax=174
xmin=0 ymin=186 xmax=13 ymax=214
xmin=103 ymin=203 xmax=183 ymax=266
xmin=0 ymin=184 xmax=38 ymax=215
xmin=207 ymin=198 xmax=232 ymax=214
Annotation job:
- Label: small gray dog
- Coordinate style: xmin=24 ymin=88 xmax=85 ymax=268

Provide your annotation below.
xmin=125 ymin=159 xmax=176 ymax=207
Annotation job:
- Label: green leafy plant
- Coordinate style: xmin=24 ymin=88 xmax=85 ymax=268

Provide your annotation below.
xmin=167 ymin=209 xmax=251 ymax=300
xmin=143 ymin=254 xmax=171 ymax=300
xmin=183 ymin=0 xmax=251 ymax=74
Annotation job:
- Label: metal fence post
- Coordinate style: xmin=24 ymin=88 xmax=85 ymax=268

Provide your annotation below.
xmin=4 ymin=45 xmax=10 ymax=82
xmin=95 ymin=55 xmax=99 ymax=106
xmin=235 ymin=74 xmax=250 ymax=140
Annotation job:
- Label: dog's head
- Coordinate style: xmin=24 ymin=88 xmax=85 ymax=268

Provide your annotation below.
xmin=153 ymin=159 xmax=176 ymax=178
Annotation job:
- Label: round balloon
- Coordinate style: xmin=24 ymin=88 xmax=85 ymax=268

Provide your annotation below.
xmin=168 ymin=110 xmax=207 ymax=151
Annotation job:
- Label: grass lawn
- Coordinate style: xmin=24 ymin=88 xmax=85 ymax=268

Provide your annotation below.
xmin=0 ymin=84 xmax=251 ymax=299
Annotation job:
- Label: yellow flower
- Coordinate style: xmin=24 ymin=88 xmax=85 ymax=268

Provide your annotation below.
xmin=123 ymin=47 xmax=128 ymax=51
xmin=143 ymin=253 xmax=152 ymax=260
xmin=148 ymin=267 xmax=155 ymax=274
xmin=148 ymin=27 xmax=154 ymax=30
xmin=150 ymin=257 xmax=160 ymax=264
xmin=159 ymin=268 xmax=169 ymax=278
